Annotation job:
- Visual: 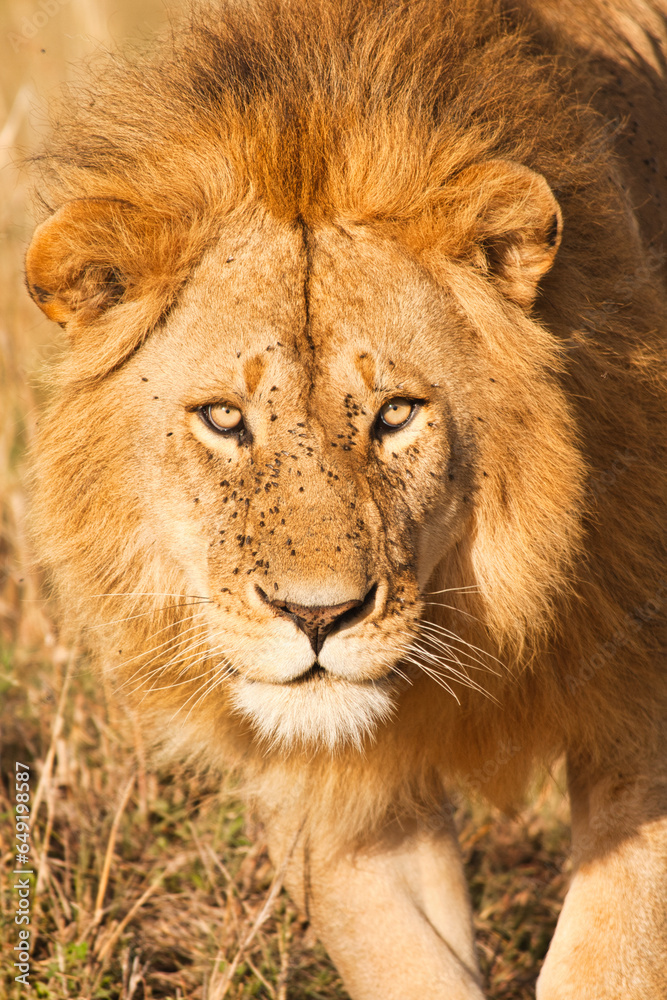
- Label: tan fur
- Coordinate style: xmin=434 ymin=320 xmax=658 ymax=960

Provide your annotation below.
xmin=26 ymin=1 xmax=667 ymax=995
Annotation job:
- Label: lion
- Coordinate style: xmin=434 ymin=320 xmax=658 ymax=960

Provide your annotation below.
xmin=24 ymin=0 xmax=667 ymax=996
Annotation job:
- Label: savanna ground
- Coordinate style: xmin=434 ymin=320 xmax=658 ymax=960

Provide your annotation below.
xmin=0 ymin=1 xmax=571 ymax=996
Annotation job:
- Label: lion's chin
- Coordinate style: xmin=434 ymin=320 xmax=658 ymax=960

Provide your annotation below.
xmin=230 ymin=671 xmax=397 ymax=753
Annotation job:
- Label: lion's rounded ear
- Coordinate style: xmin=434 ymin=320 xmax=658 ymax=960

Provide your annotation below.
xmin=459 ymin=160 xmax=562 ymax=309
xmin=25 ymin=199 xmax=138 ymax=327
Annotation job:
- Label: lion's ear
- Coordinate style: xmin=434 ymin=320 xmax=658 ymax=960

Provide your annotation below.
xmin=25 ymin=199 xmax=141 ymax=328
xmin=25 ymin=198 xmax=194 ymax=379
xmin=459 ymin=160 xmax=562 ymax=309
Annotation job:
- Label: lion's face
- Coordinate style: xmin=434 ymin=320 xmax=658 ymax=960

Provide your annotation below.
xmin=28 ymin=146 xmax=582 ymax=757
xmin=113 ymin=212 xmax=477 ymax=748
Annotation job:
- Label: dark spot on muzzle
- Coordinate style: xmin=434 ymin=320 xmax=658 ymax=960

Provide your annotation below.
xmin=257 ymin=586 xmax=376 ymax=654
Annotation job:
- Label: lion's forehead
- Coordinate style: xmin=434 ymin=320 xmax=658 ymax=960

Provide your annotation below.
xmin=152 ymin=213 xmax=449 ymax=404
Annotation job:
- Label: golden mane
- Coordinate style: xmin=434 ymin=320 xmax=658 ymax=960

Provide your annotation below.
xmin=34 ymin=0 xmax=628 ymax=328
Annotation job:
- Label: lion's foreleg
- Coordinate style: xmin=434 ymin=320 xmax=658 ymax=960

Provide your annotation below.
xmin=537 ymin=753 xmax=667 ymax=999
xmin=263 ymin=807 xmax=485 ymax=1000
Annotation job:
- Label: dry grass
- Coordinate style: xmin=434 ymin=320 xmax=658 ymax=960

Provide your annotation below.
xmin=0 ymin=1 xmax=571 ymax=996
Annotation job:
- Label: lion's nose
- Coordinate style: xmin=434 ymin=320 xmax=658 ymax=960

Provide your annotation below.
xmin=260 ymin=588 xmax=376 ymax=655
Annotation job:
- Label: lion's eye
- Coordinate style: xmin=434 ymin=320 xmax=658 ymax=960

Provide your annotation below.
xmin=378 ymin=398 xmax=415 ymax=431
xmin=200 ymin=403 xmax=244 ymax=434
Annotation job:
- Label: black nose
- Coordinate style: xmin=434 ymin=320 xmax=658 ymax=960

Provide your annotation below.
xmin=260 ymin=588 xmax=375 ymax=654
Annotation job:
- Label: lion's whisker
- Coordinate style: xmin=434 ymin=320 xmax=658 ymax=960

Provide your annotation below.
xmin=114 ymin=622 xmax=211 ymax=688
xmin=415 ymin=626 xmax=501 ymax=675
xmin=136 ymin=612 xmax=202 ymax=647
xmin=408 ymin=642 xmax=486 ymax=689
xmin=113 ymin=620 xmax=209 ymax=671
xmin=418 ymin=654 xmax=498 ymax=702
xmin=407 ymin=652 xmax=497 ymax=703
xmin=84 ymin=601 xmax=208 ymax=630
xmin=138 ymin=629 xmax=235 ymax=682
xmin=134 ymin=664 xmax=220 ymax=699
xmin=131 ymin=632 xmax=242 ymax=702
xmin=176 ymin=663 xmax=236 ymax=722
xmin=422 ymin=585 xmax=481 ymax=596
xmin=399 ymin=632 xmax=499 ymax=702
xmin=418 ymin=620 xmax=505 ymax=668
xmin=421 ymin=601 xmax=486 ymax=624
xmin=400 ymin=655 xmax=461 ymax=703
xmin=87 ymin=592 xmax=212 ymax=601
xmin=402 ymin=626 xmax=482 ymax=672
